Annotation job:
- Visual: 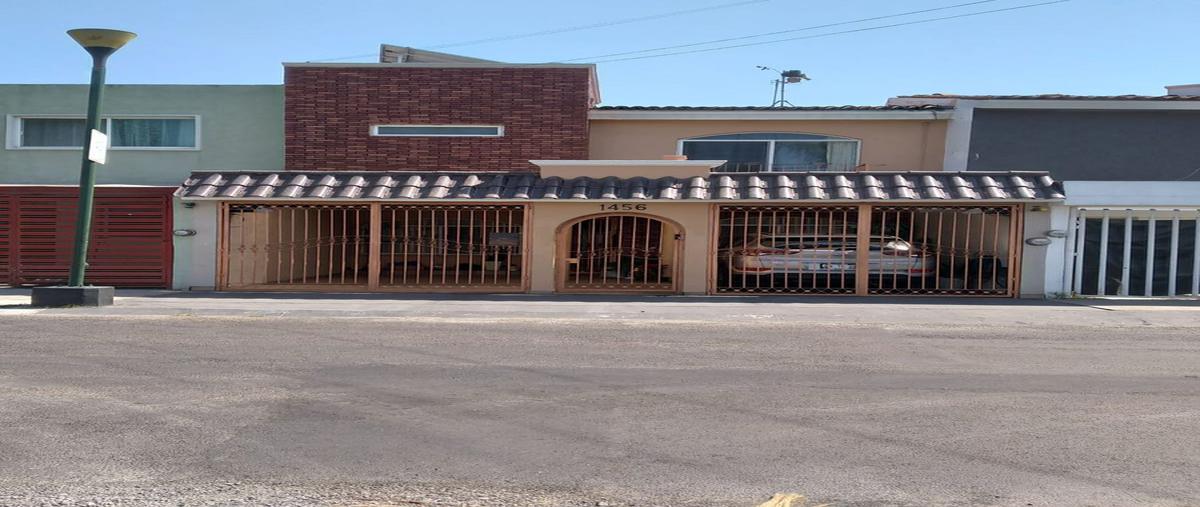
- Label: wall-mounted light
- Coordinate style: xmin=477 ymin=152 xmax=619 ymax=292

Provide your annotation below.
xmin=182 ymin=202 xmax=196 ymax=209
xmin=1045 ymin=229 xmax=1067 ymax=238
xmin=1029 ymin=205 xmax=1050 ymax=212
xmin=173 ymin=229 xmax=197 ymax=237
xmin=1025 ymin=237 xmax=1052 ymax=246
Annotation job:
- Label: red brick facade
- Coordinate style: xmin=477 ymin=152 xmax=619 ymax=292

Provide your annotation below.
xmin=284 ymin=65 xmax=593 ymax=172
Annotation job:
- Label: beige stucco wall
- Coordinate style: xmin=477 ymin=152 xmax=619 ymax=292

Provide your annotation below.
xmin=527 ymin=202 xmax=714 ymax=294
xmin=588 ymin=119 xmax=948 ymax=171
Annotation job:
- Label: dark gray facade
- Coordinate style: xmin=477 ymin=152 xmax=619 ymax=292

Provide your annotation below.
xmin=967 ymin=109 xmax=1200 ymax=181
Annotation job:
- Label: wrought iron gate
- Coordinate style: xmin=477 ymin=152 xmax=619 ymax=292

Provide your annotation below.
xmin=560 ymin=214 xmax=678 ymax=292
xmin=220 ymin=203 xmax=526 ymax=292
xmin=379 ymin=205 xmax=525 ymax=290
xmin=715 ymin=205 xmax=1019 ymax=296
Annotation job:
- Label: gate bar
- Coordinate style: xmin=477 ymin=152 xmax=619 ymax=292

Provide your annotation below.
xmin=1097 ymin=211 xmax=1109 ymax=295
xmin=1144 ymin=217 xmax=1156 ymax=296
xmin=1072 ymin=210 xmax=1086 ymax=295
xmin=1168 ymin=215 xmax=1179 ymax=296
xmin=1119 ymin=215 xmax=1132 ymax=296
xmin=1193 ymin=217 xmax=1200 ymax=296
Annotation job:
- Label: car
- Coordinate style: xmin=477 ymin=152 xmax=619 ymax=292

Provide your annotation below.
xmin=721 ymin=234 xmax=935 ymax=277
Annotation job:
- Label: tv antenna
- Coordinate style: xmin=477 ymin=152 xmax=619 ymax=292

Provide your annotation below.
xmin=757 ymin=66 xmax=810 ymax=107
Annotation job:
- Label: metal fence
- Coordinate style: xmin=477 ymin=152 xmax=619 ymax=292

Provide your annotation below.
xmin=561 ymin=215 xmax=676 ymax=292
xmin=221 ymin=203 xmax=527 ymax=292
xmin=1069 ymin=208 xmax=1200 ymax=297
xmin=714 ymin=205 xmax=1019 ymax=296
xmin=379 ymin=205 xmax=525 ymax=290
xmin=868 ymin=206 xmax=1016 ymax=296
xmin=715 ymin=206 xmax=859 ymax=294
xmin=222 ymin=204 xmax=370 ymax=289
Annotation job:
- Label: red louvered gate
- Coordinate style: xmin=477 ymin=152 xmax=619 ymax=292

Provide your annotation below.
xmin=0 ymin=193 xmax=11 ymax=285
xmin=0 ymin=187 xmax=173 ymax=288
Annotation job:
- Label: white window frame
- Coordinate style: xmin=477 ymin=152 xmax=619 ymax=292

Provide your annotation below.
xmin=370 ymin=124 xmax=505 ymax=138
xmin=5 ymin=114 xmax=202 ymax=151
xmin=676 ymin=134 xmax=862 ymax=172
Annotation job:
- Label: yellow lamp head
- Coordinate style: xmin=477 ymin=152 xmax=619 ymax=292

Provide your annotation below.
xmin=67 ymin=29 xmax=136 ymax=51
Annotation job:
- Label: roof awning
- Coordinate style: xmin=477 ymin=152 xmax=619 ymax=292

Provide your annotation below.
xmin=176 ymin=171 xmax=1065 ymax=202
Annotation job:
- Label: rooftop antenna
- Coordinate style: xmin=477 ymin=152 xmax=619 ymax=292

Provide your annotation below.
xmin=757 ymin=66 xmax=810 ymax=107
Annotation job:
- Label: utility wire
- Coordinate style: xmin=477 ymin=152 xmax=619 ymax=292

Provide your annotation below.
xmin=430 ymin=0 xmax=770 ymax=49
xmin=307 ymin=0 xmax=769 ymax=62
xmin=561 ymin=0 xmax=999 ymax=62
xmin=585 ymin=0 xmax=1070 ymax=63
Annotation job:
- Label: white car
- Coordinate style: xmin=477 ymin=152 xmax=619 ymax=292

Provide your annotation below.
xmin=722 ymin=234 xmax=934 ymax=277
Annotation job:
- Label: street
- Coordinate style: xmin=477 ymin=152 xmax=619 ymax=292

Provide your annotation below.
xmin=1 ymin=295 xmax=1199 ymax=506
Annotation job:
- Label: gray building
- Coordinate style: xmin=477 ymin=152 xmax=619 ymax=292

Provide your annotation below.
xmin=889 ymin=89 xmax=1200 ymax=299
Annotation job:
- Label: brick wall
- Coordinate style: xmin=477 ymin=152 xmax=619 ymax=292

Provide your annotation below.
xmin=284 ymin=66 xmax=593 ymax=171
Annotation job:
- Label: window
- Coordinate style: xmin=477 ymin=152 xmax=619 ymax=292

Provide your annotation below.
xmin=372 ymin=125 xmax=504 ymax=137
xmin=680 ymin=133 xmax=859 ymax=172
xmin=8 ymin=115 xmax=199 ymax=149
xmin=110 ymin=118 xmax=196 ymax=147
xmin=19 ymin=118 xmax=91 ymax=147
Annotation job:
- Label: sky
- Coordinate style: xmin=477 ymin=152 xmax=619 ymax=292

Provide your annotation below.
xmin=0 ymin=0 xmax=1193 ymax=106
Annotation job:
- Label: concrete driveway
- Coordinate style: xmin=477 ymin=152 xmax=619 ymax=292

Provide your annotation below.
xmin=1 ymin=291 xmax=1199 ymax=506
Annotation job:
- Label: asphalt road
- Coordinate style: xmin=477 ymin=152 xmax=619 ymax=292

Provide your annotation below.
xmin=1 ymin=310 xmax=1199 ymax=506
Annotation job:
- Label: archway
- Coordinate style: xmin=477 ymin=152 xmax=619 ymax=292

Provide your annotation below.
xmin=556 ymin=213 xmax=681 ymax=293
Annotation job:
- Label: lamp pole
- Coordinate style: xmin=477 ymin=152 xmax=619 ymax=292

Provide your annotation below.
xmin=65 ymin=28 xmax=136 ymax=287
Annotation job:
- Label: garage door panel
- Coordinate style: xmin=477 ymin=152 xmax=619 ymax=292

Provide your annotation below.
xmin=1 ymin=187 xmax=173 ymax=288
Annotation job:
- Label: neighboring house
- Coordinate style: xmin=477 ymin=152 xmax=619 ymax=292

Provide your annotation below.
xmin=171 ymin=47 xmax=1063 ymax=298
xmin=890 ymin=90 xmax=1200 ymax=298
xmin=0 ymin=84 xmax=282 ymax=288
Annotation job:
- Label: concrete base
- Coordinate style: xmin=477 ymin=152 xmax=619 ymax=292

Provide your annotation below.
xmin=30 ymin=286 xmax=115 ymax=307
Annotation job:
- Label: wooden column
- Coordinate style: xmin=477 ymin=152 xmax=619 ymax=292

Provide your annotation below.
xmin=367 ymin=203 xmax=382 ymax=290
xmin=855 ymin=204 xmax=872 ymax=296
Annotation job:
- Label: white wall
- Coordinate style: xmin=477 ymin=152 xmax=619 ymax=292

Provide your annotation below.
xmin=1064 ymin=181 xmax=1200 ymax=207
xmin=1041 ymin=181 xmax=1200 ymax=297
xmin=171 ymin=200 xmax=219 ymax=290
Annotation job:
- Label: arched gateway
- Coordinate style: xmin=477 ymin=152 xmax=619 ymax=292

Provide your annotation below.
xmin=556 ymin=213 xmax=682 ymax=293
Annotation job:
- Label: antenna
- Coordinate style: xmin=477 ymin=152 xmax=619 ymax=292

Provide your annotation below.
xmin=757 ymin=66 xmax=810 ymax=107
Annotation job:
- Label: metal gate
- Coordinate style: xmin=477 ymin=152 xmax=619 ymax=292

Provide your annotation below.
xmin=716 ymin=205 xmax=859 ymax=294
xmin=868 ymin=205 xmax=1018 ymax=296
xmin=219 ymin=203 xmax=527 ymax=292
xmin=379 ymin=205 xmax=525 ymax=291
xmin=559 ymin=214 xmax=678 ymax=293
xmin=0 ymin=187 xmax=174 ymax=288
xmin=221 ymin=204 xmax=370 ymax=290
xmin=715 ymin=205 xmax=1020 ymax=296
xmin=1068 ymin=208 xmax=1200 ymax=297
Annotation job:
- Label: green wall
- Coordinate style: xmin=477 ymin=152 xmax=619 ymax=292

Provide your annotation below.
xmin=0 ymin=84 xmax=283 ymax=186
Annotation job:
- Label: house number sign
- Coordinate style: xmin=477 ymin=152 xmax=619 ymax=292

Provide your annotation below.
xmin=599 ymin=203 xmax=648 ymax=211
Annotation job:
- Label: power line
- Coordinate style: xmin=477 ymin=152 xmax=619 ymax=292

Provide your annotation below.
xmin=430 ymin=0 xmax=771 ymax=50
xmin=560 ymin=0 xmax=999 ymax=62
xmin=586 ymin=0 xmax=1070 ymax=63
xmin=306 ymin=0 xmax=770 ymax=62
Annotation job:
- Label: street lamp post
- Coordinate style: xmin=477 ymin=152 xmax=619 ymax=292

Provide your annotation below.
xmin=30 ymin=28 xmax=135 ymax=308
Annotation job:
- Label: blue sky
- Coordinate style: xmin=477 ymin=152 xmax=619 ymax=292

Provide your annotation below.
xmin=1 ymin=0 xmax=1192 ymax=106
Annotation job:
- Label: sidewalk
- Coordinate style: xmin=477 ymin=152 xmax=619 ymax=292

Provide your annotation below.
xmin=3 ymin=288 xmax=1198 ymax=328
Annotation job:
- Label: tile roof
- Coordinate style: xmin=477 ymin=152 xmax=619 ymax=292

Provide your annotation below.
xmin=593 ymin=104 xmax=949 ymax=111
xmin=900 ymin=93 xmax=1200 ymax=101
xmin=178 ymin=171 xmax=1064 ymax=202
